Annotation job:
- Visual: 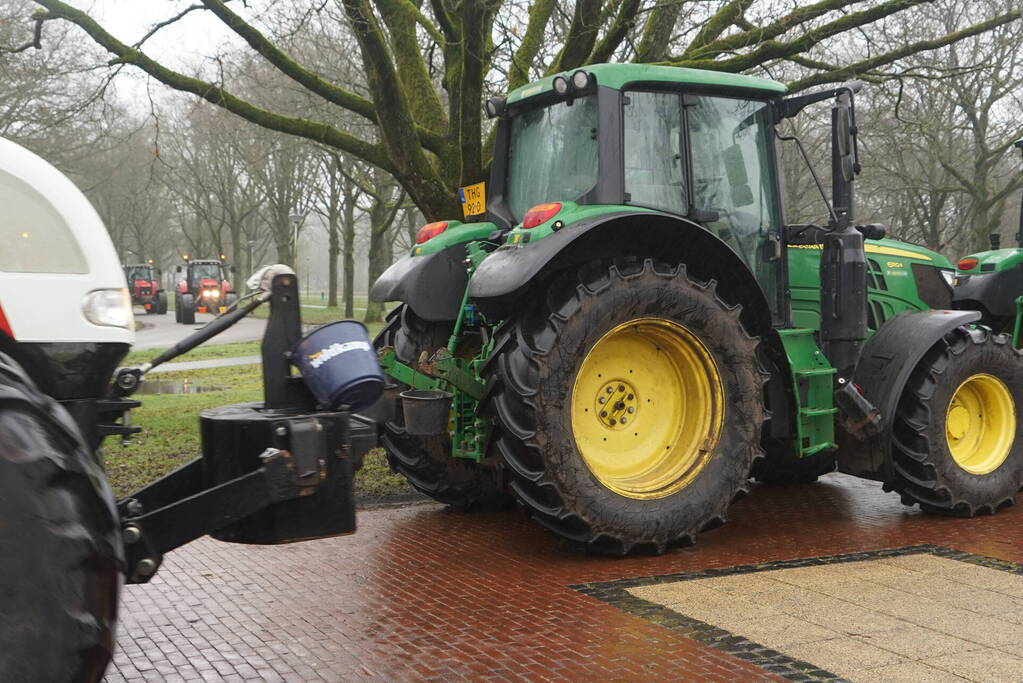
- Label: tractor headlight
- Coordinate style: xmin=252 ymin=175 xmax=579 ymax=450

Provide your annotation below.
xmin=552 ymin=75 xmax=570 ymax=95
xmin=83 ymin=289 xmax=133 ymax=329
xmin=940 ymin=269 xmax=956 ymax=287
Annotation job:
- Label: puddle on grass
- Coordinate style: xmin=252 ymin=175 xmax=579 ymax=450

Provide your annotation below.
xmin=135 ymin=379 xmax=224 ymax=395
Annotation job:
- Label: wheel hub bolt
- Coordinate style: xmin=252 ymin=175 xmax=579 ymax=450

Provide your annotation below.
xmin=599 ymin=397 xmax=606 ymax=404
xmin=615 ymin=401 xmax=625 ymax=410
xmin=618 ymin=385 xmax=625 ymax=392
xmin=627 ymin=407 xmax=634 ymax=414
xmin=620 ymin=418 xmax=627 ymax=425
xmin=600 ymin=411 xmax=607 ymax=418
xmin=606 ymin=387 xmax=613 ymax=394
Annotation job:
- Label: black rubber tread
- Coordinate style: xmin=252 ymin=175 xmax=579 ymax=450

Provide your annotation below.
xmin=174 ymin=294 xmax=182 ymax=323
xmin=890 ymin=326 xmax=1023 ymax=516
xmin=180 ymin=293 xmax=196 ymax=325
xmin=0 ymin=353 xmax=123 ymax=683
xmin=373 ymin=305 xmax=510 ymax=510
xmin=482 ymin=258 xmax=765 ymax=555
xmin=156 ymin=291 xmax=168 ymax=315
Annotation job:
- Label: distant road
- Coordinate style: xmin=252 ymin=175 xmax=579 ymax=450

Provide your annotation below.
xmin=133 ymin=309 xmax=267 ymax=350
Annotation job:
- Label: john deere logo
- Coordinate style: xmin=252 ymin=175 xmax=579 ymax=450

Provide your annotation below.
xmin=307 ymin=341 xmax=371 ymax=369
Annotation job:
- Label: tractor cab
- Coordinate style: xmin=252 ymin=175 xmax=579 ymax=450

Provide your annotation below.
xmin=484 ymin=65 xmax=789 ymax=318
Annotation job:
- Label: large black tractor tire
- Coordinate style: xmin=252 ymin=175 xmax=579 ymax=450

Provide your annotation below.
xmin=0 ymin=353 xmax=122 ymax=683
xmin=483 ymin=259 xmax=764 ymax=555
xmin=174 ymin=294 xmax=182 ymax=322
xmin=155 ymin=290 xmax=168 ymax=315
xmin=373 ymin=305 xmax=509 ymax=509
xmin=889 ymin=326 xmax=1023 ymax=516
xmin=179 ymin=293 xmax=196 ymax=325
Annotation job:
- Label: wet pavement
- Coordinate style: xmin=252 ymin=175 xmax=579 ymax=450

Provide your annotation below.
xmin=104 ymin=473 xmax=1023 ymax=682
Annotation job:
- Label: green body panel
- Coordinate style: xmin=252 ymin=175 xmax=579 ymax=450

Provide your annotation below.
xmin=776 ymin=328 xmax=837 ymax=456
xmin=412 ymin=220 xmax=499 ymax=256
xmin=788 ymin=239 xmax=952 ymax=331
xmin=506 ymin=63 xmax=786 ymax=104
xmin=504 ymin=202 xmax=652 ymax=243
xmin=956 ymin=247 xmax=1023 ymax=273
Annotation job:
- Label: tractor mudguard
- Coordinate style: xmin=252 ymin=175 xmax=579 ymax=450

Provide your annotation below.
xmin=837 ymin=309 xmax=981 ymax=479
xmin=369 ymin=243 xmax=469 ymax=321
xmin=470 ymin=211 xmax=666 ymax=299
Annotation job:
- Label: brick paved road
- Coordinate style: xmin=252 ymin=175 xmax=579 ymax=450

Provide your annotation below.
xmin=105 ymin=473 xmax=1023 ymax=682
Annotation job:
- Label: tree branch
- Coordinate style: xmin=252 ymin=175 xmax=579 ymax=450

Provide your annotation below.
xmin=588 ymin=0 xmax=642 ymax=64
xmin=508 ymin=0 xmax=555 ymax=90
xmin=32 ymin=0 xmax=393 ymax=170
xmin=546 ymin=0 xmax=601 ymax=74
xmin=786 ymin=10 xmax=1023 ymax=92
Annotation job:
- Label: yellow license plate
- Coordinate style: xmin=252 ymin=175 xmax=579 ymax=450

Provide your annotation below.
xmin=459 ymin=182 xmax=486 ymax=218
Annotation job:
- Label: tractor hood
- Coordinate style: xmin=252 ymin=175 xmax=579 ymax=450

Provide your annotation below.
xmin=955 ymin=247 xmax=1023 ymax=274
xmin=0 ymin=138 xmax=133 ymax=345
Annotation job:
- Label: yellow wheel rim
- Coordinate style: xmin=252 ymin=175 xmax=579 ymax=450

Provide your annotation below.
xmin=946 ymin=373 xmax=1015 ymax=475
xmin=570 ymin=318 xmax=724 ymax=499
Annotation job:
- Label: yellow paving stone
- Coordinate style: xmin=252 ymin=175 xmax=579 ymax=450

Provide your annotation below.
xmin=697 ymin=572 xmax=790 ymax=595
xmin=783 ymin=637 xmax=906 ymax=677
xmin=627 ymin=581 xmax=723 ymax=607
xmin=718 ymin=613 xmax=843 ymax=648
xmin=853 ymin=626 xmax=981 ymax=659
xmin=632 ymin=556 xmax=1023 ymax=679
xmin=878 ymin=553 xmax=963 ymax=574
xmin=790 ymin=599 xmax=908 ymax=635
xmin=851 ymin=661 xmax=972 ymax=683
xmin=937 ymin=585 xmax=1023 ymax=616
xmin=929 ymin=646 xmax=1023 ymax=682
xmin=942 ymin=564 xmax=1023 ymax=598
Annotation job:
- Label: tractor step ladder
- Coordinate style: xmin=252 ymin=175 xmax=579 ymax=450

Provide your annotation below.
xmin=777 ymin=328 xmax=838 ymax=457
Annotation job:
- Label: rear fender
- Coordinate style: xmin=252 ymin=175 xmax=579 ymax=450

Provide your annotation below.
xmin=369 ymin=243 xmax=469 ymax=322
xmin=837 ymin=309 xmax=981 ymax=479
xmin=469 ymin=211 xmax=775 ymax=336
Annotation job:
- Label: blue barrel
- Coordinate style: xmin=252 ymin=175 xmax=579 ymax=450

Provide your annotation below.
xmin=292 ymin=321 xmax=384 ymax=411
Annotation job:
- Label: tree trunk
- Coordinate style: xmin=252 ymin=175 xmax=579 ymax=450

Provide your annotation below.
xmin=342 ymin=177 xmax=357 ymax=318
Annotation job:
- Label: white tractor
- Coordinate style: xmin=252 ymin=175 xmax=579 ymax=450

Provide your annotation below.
xmin=0 ymin=138 xmax=379 ymax=682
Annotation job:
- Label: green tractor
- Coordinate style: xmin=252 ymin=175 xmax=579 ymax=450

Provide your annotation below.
xmin=952 ymin=138 xmax=1023 ymax=342
xmin=369 ymin=64 xmax=1023 ymax=554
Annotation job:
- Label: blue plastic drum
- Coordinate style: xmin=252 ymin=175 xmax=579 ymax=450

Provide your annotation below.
xmin=292 ymin=321 xmax=384 ymax=411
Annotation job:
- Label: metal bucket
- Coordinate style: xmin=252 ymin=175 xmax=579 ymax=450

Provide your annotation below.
xmin=292 ymin=320 xmax=384 ymax=411
xmin=400 ymin=389 xmax=452 ymax=435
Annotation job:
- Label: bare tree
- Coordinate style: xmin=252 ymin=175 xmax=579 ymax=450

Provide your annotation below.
xmin=18 ymin=0 xmax=1021 ymax=220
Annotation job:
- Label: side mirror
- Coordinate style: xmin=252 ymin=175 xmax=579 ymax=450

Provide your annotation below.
xmin=176 ymin=265 xmax=182 ymax=273
xmin=230 ymin=265 xmax=236 ymax=274
xmin=835 ymin=106 xmax=855 ymax=182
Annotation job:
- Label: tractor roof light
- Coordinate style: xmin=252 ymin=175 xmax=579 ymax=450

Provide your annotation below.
xmin=957 ymin=257 xmax=979 ymax=271
xmin=571 ymin=70 xmax=592 ymax=90
xmin=522 ymin=202 xmax=563 ymax=229
xmin=552 ymin=75 xmax=570 ymax=96
xmin=415 ymin=221 xmax=449 ymax=244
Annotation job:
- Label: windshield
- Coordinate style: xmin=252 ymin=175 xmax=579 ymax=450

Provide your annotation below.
xmin=125 ymin=266 xmax=153 ymax=282
xmin=507 ymin=95 xmax=598 ymax=221
xmin=191 ymin=263 xmax=221 ymax=283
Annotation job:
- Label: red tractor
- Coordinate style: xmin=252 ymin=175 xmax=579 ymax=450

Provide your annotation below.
xmin=174 ymin=258 xmax=236 ymax=324
xmin=122 ymin=263 xmax=167 ymax=315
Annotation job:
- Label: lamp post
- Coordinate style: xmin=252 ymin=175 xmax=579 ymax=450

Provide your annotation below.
xmin=288 ymin=212 xmax=306 ymax=266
